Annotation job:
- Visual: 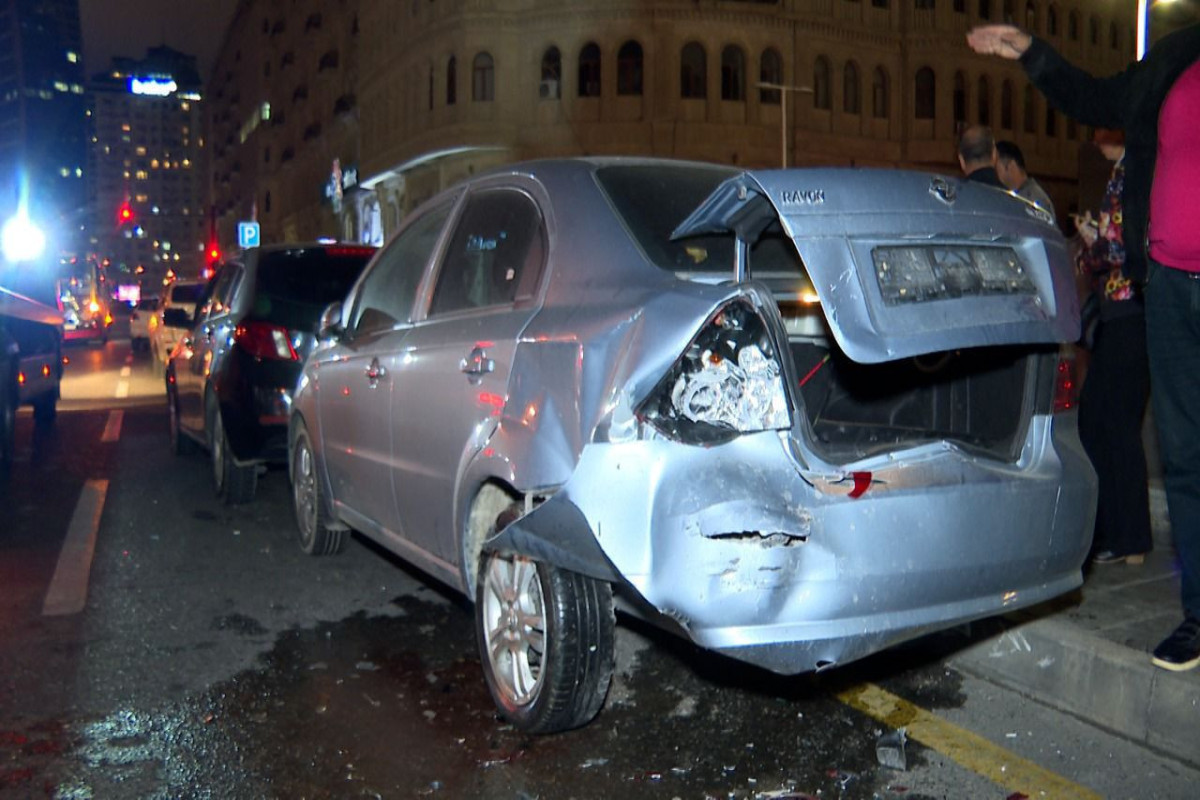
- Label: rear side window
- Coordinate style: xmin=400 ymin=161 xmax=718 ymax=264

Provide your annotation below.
xmin=428 ymin=189 xmax=545 ymax=316
xmin=252 ymin=247 xmax=375 ymax=329
xmin=168 ymin=282 xmax=206 ymax=305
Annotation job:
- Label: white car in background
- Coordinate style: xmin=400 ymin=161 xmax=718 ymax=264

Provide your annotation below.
xmin=129 ymin=296 xmax=159 ymax=353
xmin=150 ymin=279 xmax=205 ymax=365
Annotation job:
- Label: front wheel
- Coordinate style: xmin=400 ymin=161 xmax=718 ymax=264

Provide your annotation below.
xmin=291 ymin=424 xmax=346 ymax=555
xmin=209 ymin=405 xmax=257 ymax=504
xmin=475 ymin=551 xmax=614 ymax=733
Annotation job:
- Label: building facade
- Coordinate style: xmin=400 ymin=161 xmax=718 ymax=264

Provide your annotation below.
xmin=208 ymin=0 xmax=1140 ymax=251
xmin=87 ymin=47 xmax=208 ymax=290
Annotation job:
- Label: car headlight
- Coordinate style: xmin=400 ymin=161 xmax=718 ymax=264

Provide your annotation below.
xmin=638 ymin=299 xmax=791 ymax=445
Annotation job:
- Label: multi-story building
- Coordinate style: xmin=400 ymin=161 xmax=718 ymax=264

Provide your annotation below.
xmin=0 ymin=0 xmax=87 ymax=301
xmin=208 ymin=0 xmax=1142 ymax=251
xmin=87 ymin=46 xmax=209 ymax=289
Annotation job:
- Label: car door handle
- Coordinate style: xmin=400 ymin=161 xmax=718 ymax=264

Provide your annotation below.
xmin=460 ymin=347 xmax=494 ymax=377
xmin=366 ymin=357 xmax=386 ymax=386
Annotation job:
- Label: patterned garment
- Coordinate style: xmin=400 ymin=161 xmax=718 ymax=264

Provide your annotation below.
xmin=1077 ymin=158 xmax=1137 ymax=304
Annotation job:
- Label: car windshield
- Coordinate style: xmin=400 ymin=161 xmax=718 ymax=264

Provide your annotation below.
xmin=252 ymin=247 xmax=374 ymax=330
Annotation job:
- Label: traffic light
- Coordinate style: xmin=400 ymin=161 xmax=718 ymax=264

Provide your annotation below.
xmin=203 ymin=240 xmax=222 ymax=279
xmin=117 ymin=200 xmax=134 ymax=225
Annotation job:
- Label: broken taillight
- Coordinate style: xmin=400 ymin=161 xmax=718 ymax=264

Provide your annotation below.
xmin=638 ymin=298 xmax=791 ymax=445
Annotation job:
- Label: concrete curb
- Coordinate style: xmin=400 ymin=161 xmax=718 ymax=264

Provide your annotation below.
xmin=950 ymin=615 xmax=1200 ymax=768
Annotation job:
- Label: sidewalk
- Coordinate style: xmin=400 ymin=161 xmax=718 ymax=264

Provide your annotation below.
xmin=949 ymin=481 xmax=1200 ymax=768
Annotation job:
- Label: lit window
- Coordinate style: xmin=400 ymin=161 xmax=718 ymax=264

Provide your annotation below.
xmin=66 ymin=51 xmax=79 ymax=63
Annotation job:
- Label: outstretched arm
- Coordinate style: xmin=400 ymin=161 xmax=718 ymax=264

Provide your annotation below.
xmin=966 ymin=25 xmax=1032 ymax=60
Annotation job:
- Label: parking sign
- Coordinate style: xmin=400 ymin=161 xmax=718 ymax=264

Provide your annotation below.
xmin=237 ymin=221 xmax=261 ymax=249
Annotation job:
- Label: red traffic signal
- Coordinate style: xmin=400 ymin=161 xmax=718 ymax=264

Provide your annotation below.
xmin=117 ymin=200 xmax=135 ymax=225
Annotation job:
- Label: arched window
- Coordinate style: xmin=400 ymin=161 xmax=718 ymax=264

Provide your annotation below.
xmin=979 ymin=0 xmax=992 ymax=20
xmin=1045 ymin=104 xmax=1057 ymax=136
xmin=428 ymin=65 xmax=434 ymax=110
xmin=540 ymin=47 xmax=561 ymax=99
xmin=953 ymin=71 xmax=967 ymax=125
xmin=759 ymin=48 xmax=783 ymax=104
xmin=681 ymin=42 xmax=707 ymax=98
xmin=977 ymin=75 xmax=990 ymax=125
xmin=617 ymin=40 xmax=643 ymax=96
xmin=1003 ymin=0 xmax=1014 ymax=23
xmin=872 ymin=66 xmax=889 ymax=119
xmin=844 ymin=61 xmax=861 ymax=114
xmin=1047 ymin=4 xmax=1058 ymax=36
xmin=1023 ymin=84 xmax=1036 ymax=133
xmin=1001 ymin=79 xmax=1013 ymax=129
xmin=472 ymin=52 xmax=494 ymax=102
xmin=447 ymin=56 xmax=456 ymax=105
xmin=1068 ymin=10 xmax=1079 ymax=41
xmin=915 ymin=66 xmax=935 ymax=120
xmin=721 ymin=45 xmax=746 ymax=101
xmin=1025 ymin=1 xmax=1036 ymax=30
xmin=578 ymin=42 xmax=601 ymax=97
xmin=813 ymin=56 xmax=832 ymax=110
xmin=1109 ymin=21 xmax=1120 ymax=49
xmin=1089 ymin=15 xmax=1100 ymax=46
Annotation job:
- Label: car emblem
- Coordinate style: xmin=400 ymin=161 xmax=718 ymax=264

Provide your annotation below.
xmin=929 ymin=176 xmax=957 ymax=205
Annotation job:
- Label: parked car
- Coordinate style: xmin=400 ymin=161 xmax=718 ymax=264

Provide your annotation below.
xmin=129 ymin=296 xmax=159 ymax=353
xmin=287 ymin=158 xmax=1097 ymax=734
xmin=1 ymin=286 xmax=64 ymax=471
xmin=150 ymin=279 xmax=205 ymax=365
xmin=165 ymin=242 xmax=376 ymax=504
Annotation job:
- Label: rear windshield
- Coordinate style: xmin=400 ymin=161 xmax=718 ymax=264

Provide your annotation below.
xmin=168 ymin=283 xmax=206 ymax=304
xmin=252 ymin=247 xmax=374 ymax=329
xmin=595 ymin=163 xmax=809 ymax=279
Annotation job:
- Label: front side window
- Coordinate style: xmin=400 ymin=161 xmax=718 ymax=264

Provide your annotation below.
xmin=351 ymin=203 xmax=453 ymax=336
xmin=429 ymin=190 xmax=546 ymax=316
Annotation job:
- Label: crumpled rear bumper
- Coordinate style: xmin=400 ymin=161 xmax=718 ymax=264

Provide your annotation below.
xmin=487 ymin=423 xmax=1095 ymax=674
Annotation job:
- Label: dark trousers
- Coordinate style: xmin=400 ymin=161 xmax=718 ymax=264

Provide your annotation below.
xmin=1078 ymin=311 xmax=1152 ymax=557
xmin=1145 ymin=262 xmax=1200 ymax=620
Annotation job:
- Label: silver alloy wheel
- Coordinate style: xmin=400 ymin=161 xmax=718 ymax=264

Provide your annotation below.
xmin=292 ymin=437 xmax=317 ymax=547
xmin=480 ymin=554 xmax=547 ymax=708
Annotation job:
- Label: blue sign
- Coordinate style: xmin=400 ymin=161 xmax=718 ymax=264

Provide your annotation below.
xmin=237 ymin=221 xmax=261 ymax=249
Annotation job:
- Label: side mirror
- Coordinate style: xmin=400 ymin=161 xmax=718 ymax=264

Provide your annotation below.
xmin=161 ymin=307 xmax=192 ymax=329
xmin=318 ymin=301 xmax=344 ymax=339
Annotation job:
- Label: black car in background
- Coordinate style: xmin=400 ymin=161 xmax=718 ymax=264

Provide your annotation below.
xmin=164 ymin=243 xmax=376 ymax=503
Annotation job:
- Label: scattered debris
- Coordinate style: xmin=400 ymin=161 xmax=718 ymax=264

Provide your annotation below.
xmin=875 ymin=728 xmax=908 ymax=770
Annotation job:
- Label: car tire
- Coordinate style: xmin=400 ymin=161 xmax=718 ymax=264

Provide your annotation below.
xmin=475 ymin=550 xmax=615 ymax=734
xmin=32 ymin=393 xmax=56 ymax=427
xmin=168 ymin=388 xmax=197 ymax=456
xmin=290 ymin=424 xmax=346 ymax=555
xmin=209 ymin=404 xmax=257 ymax=504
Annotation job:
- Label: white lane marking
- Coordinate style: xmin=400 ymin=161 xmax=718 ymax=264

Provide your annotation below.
xmin=119 ymin=366 xmax=132 ymax=377
xmin=100 ymin=410 xmax=124 ymax=442
xmin=42 ymin=479 xmax=109 ymax=616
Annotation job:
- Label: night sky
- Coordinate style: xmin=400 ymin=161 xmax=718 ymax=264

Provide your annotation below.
xmin=79 ymin=0 xmax=239 ymax=81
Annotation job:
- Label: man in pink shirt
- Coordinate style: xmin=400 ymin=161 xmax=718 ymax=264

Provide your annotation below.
xmin=968 ymin=23 xmax=1200 ymax=672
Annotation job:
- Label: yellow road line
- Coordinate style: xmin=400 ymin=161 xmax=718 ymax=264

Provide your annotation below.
xmin=837 ymin=683 xmax=1102 ymax=800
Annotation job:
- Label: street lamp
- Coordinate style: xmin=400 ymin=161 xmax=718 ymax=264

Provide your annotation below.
xmin=756 ymin=81 xmax=814 ymax=168
xmin=1 ymin=208 xmax=46 ymax=264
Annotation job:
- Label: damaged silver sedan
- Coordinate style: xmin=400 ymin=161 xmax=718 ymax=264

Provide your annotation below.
xmin=288 ymin=158 xmax=1096 ymax=733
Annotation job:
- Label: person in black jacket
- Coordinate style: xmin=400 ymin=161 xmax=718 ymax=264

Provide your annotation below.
xmin=956 ymin=125 xmax=1006 ymax=188
xmin=967 ymin=23 xmax=1200 ymax=673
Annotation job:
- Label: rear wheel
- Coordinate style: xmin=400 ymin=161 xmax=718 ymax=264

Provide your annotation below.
xmin=291 ymin=424 xmax=346 ymax=555
xmin=475 ymin=550 xmax=614 ymax=733
xmin=209 ymin=403 xmax=257 ymax=504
